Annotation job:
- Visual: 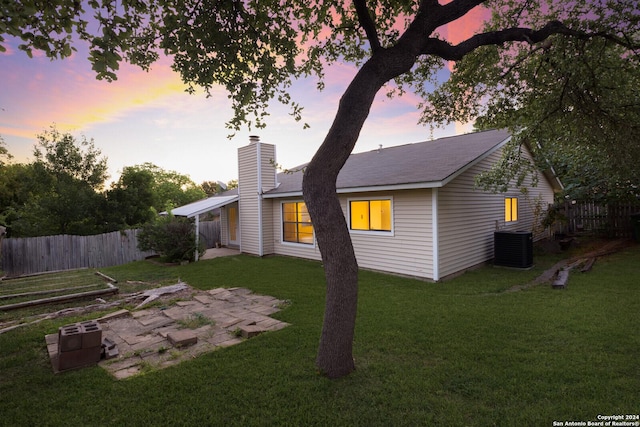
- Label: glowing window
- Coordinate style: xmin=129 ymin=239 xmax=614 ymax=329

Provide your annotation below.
xmin=350 ymin=199 xmax=391 ymax=232
xmin=505 ymin=197 xmax=518 ymax=222
xmin=282 ymin=202 xmax=314 ymax=244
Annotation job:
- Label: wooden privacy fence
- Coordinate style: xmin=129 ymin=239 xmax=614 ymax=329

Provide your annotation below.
xmin=557 ymin=201 xmax=640 ymax=238
xmin=198 ymin=221 xmax=221 ymax=248
xmin=1 ymin=229 xmax=155 ymax=278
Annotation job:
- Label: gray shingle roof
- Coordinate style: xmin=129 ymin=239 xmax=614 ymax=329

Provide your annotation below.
xmin=265 ymin=129 xmax=511 ymax=196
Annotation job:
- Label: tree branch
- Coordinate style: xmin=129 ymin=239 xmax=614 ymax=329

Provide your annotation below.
xmin=437 ymin=0 xmax=487 ymax=27
xmin=353 ymin=0 xmax=381 ymax=52
xmin=421 ymin=20 xmax=640 ymax=61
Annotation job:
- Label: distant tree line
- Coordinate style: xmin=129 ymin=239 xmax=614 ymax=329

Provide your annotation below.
xmin=0 ymin=126 xmax=236 ymax=238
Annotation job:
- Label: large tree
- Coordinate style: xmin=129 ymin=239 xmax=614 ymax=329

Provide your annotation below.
xmin=121 ymin=163 xmax=206 ymax=212
xmin=2 ymin=0 xmax=638 ymax=377
xmin=104 ymin=167 xmax=158 ymax=229
xmin=10 ymin=127 xmax=110 ymax=236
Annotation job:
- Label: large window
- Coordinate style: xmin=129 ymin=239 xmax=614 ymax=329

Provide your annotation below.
xmin=282 ymin=202 xmax=314 ymax=244
xmin=505 ymin=197 xmax=518 ymax=222
xmin=349 ymin=199 xmax=392 ymax=232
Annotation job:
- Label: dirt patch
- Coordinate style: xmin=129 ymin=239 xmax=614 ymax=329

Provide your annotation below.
xmin=507 ymin=238 xmax=635 ymax=292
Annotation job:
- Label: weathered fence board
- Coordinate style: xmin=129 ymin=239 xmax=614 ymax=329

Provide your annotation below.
xmin=1 ymin=229 xmax=155 ymax=277
xmin=198 ymin=221 xmax=221 ymax=248
xmin=558 ymin=201 xmax=640 ymax=238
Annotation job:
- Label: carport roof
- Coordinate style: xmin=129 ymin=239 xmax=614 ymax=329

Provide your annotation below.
xmin=164 ymin=194 xmax=238 ymax=218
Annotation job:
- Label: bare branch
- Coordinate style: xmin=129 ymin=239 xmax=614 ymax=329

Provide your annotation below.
xmin=354 ymin=0 xmax=381 ymax=52
xmin=500 ymin=39 xmax=552 ymax=79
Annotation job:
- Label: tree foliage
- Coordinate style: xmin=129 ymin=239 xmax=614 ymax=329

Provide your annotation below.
xmin=104 ymin=168 xmax=157 ymax=229
xmin=0 ymin=136 xmax=12 ymax=167
xmin=423 ymin=1 xmax=640 ymax=202
xmin=122 ymin=163 xmax=206 ymax=212
xmin=33 ymin=125 xmax=109 ymax=190
xmin=2 ymin=127 xmax=109 ymax=236
xmin=3 ymin=0 xmax=639 ymax=378
xmin=0 ymin=129 xmax=217 ymax=236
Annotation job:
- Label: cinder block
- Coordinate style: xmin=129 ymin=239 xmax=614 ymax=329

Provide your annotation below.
xmin=101 ymin=338 xmax=119 ymax=360
xmin=57 ymin=347 xmax=102 ymax=371
xmin=167 ymin=330 xmax=198 ymax=348
xmin=79 ymin=321 xmax=103 ymax=348
xmin=58 ymin=324 xmax=82 ymax=352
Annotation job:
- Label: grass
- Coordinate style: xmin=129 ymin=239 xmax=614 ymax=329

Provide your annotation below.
xmin=0 ymin=242 xmax=638 ymax=426
xmin=177 ymin=312 xmax=215 ymax=329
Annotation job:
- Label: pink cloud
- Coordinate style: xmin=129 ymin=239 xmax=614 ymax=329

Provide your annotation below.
xmin=439 ymin=4 xmax=491 ymax=71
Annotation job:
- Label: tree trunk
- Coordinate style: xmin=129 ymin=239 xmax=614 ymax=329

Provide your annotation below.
xmin=302 ymin=50 xmax=416 ymax=378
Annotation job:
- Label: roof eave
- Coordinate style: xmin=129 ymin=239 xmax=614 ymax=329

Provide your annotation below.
xmin=262 ymin=181 xmax=445 ymax=199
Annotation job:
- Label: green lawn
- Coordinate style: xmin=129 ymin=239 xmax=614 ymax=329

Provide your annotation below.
xmin=0 ymin=243 xmax=638 ymax=426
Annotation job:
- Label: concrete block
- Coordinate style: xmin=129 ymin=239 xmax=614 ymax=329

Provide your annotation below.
xmin=58 ymin=324 xmax=82 ymax=352
xmin=57 ymin=347 xmax=102 ymax=371
xmin=167 ymin=330 xmax=198 ymax=348
xmin=101 ymin=338 xmax=119 ymax=360
xmin=79 ymin=321 xmax=102 ymax=348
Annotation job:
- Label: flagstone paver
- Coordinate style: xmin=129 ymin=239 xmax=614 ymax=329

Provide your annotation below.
xmin=45 ymin=285 xmax=290 ymax=379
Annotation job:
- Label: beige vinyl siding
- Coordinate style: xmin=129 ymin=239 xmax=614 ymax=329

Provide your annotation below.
xmin=270 ymin=190 xmax=434 ymax=279
xmin=346 ymin=190 xmax=434 ymax=279
xmin=260 ymin=144 xmax=276 ymax=255
xmin=238 ymin=141 xmax=277 ymax=256
xmin=437 ymin=145 xmax=555 ymax=278
xmin=238 ymin=144 xmax=260 ymax=255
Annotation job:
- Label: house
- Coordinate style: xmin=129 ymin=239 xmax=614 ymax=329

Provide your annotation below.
xmin=194 ymin=129 xmax=561 ymax=281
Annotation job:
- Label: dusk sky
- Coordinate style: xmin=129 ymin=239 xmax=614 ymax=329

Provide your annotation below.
xmin=0 ymin=6 xmax=488 ymax=187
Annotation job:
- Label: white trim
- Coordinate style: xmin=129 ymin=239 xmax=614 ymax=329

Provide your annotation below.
xmin=504 ymin=196 xmax=520 ymax=224
xmin=257 ymin=142 xmax=264 ymax=257
xmin=346 ymin=196 xmax=394 ymax=236
xmin=432 ymin=188 xmax=439 ymax=282
xmin=440 ymin=136 xmax=511 ymax=187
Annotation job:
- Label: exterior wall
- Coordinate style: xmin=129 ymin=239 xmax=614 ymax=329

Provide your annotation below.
xmin=346 ymin=190 xmax=434 ymax=279
xmin=269 ymin=189 xmax=435 ymax=280
xmin=237 ymin=140 xmax=276 ymax=256
xmin=437 ymin=146 xmax=556 ymax=279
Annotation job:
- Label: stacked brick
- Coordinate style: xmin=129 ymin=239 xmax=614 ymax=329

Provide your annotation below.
xmin=56 ymin=321 xmax=103 ymax=371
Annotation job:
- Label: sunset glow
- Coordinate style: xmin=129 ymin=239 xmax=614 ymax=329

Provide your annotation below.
xmin=0 ymin=8 xmax=489 ymax=185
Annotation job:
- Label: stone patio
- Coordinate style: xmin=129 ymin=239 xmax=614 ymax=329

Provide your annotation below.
xmin=45 ymin=285 xmax=290 ymax=379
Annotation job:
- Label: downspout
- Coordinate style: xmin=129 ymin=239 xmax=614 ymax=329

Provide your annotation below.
xmin=194 ymin=215 xmax=200 ymax=261
xmin=255 ymin=138 xmax=264 ymax=257
xmin=432 ymin=188 xmax=439 ymax=281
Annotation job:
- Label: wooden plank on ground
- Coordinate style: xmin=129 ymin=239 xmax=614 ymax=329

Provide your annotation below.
xmin=0 ymin=284 xmax=102 ymax=300
xmin=0 ymin=287 xmax=118 ymax=311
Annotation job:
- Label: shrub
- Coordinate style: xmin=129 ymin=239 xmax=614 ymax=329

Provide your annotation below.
xmin=138 ymin=215 xmax=205 ymax=262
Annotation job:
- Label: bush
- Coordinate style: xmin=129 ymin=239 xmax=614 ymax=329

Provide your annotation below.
xmin=138 ymin=215 xmax=205 ymax=262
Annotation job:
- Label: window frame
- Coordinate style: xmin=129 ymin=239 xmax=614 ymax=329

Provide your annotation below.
xmin=281 ymin=201 xmax=315 ymax=246
xmin=347 ymin=196 xmax=394 ymax=236
xmin=504 ymin=196 xmax=519 ymax=223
